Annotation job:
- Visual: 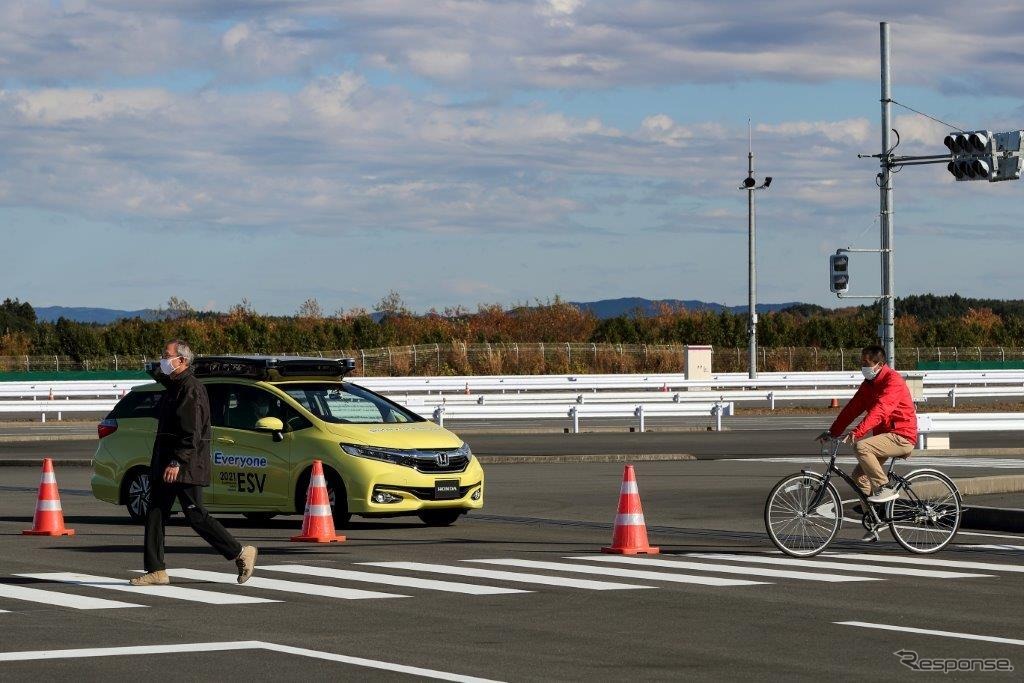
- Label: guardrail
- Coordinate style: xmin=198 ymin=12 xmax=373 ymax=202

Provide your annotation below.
xmin=0 ymin=399 xmax=116 ymax=422
xmin=917 ymin=412 xmax=1024 ymax=449
xmin=429 ymin=401 xmax=734 ymax=433
xmin=2 ymin=370 xmax=1024 ymax=400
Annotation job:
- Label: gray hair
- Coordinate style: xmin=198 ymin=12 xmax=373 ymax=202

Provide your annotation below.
xmin=168 ymin=339 xmax=195 ymax=366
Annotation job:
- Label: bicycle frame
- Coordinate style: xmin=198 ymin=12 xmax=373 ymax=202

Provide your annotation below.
xmin=801 ymin=439 xmax=921 ymax=528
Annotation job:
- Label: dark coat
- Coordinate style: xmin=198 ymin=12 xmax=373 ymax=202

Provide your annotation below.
xmin=151 ymin=367 xmax=212 ymax=486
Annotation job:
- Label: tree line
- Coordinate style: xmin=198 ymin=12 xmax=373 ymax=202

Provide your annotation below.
xmin=1 ymin=294 xmax=1022 ymax=363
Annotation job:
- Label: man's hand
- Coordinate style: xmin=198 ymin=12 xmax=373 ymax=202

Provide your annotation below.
xmin=841 ymin=432 xmax=855 ymax=444
xmin=815 ymin=431 xmax=832 ymax=443
xmin=163 ymin=463 xmax=180 ymax=484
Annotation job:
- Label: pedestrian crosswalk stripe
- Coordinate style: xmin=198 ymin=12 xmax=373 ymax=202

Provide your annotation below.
xmin=360 ymin=562 xmax=653 ymax=591
xmin=262 ymin=565 xmax=529 ymax=595
xmin=162 ymin=569 xmax=408 ymax=600
xmin=18 ymin=573 xmax=280 ymax=605
xmin=0 ymin=582 xmax=143 ymax=610
xmin=567 ymin=556 xmax=882 ymax=582
xmin=467 ymin=559 xmax=765 ymax=587
xmin=824 ymin=552 xmax=1024 ymax=574
xmin=688 ymin=553 xmax=991 ymax=579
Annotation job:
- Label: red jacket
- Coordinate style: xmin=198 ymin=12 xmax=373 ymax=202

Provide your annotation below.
xmin=829 ymin=365 xmax=918 ymax=443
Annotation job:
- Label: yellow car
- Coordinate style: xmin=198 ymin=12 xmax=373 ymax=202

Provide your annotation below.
xmin=91 ymin=356 xmax=484 ymax=526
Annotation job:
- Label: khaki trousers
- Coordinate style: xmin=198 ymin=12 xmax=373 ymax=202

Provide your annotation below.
xmin=852 ymin=433 xmax=914 ymax=495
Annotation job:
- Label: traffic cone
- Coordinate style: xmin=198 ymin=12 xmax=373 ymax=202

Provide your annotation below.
xmin=661 ymin=383 xmax=669 ymax=392
xmin=47 ymin=387 xmax=54 ymax=401
xmin=23 ymin=458 xmax=75 ymax=537
xmin=829 ymin=398 xmax=839 ymax=408
xmin=602 ymin=465 xmax=658 ymax=555
xmin=464 ymin=382 xmax=471 ymax=395
xmin=291 ymin=460 xmax=345 ymax=543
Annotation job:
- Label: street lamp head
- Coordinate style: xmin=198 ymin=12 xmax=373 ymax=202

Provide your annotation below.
xmin=742 ymin=176 xmax=756 ymax=188
xmin=761 ymin=176 xmax=773 ymax=189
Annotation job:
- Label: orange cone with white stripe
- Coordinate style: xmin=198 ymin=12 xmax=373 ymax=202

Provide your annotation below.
xmin=601 ymin=464 xmax=658 ymax=555
xmin=22 ymin=458 xmax=75 ymax=537
xmin=290 ymin=460 xmax=345 ymax=543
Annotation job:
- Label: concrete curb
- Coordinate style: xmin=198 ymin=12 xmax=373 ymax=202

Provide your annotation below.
xmin=951 ymin=475 xmax=1024 ymax=497
xmin=961 ymin=505 xmax=1024 ymax=533
xmin=0 ymin=434 xmax=95 ymax=443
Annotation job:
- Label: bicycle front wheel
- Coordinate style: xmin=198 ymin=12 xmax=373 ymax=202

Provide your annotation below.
xmin=888 ymin=469 xmax=962 ymax=554
xmin=765 ymin=473 xmax=842 ymax=557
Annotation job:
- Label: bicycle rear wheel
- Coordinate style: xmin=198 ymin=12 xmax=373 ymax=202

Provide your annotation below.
xmin=888 ymin=469 xmax=961 ymax=554
xmin=765 ymin=473 xmax=842 ymax=557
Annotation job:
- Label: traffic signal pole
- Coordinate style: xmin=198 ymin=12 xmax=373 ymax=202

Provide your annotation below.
xmin=879 ymin=22 xmax=896 ymax=367
xmin=747 ymin=125 xmax=758 ymax=379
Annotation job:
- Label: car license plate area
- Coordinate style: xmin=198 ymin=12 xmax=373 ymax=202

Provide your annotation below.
xmin=434 ymin=479 xmax=460 ymax=500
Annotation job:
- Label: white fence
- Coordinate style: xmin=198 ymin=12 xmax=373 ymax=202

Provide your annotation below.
xmin=917 ymin=413 xmax=1024 ymax=449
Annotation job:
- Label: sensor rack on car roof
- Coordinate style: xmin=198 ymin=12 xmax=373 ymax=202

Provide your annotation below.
xmin=146 ymin=356 xmax=357 ymax=380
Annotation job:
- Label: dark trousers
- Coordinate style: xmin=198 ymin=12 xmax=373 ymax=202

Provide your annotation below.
xmin=144 ymin=481 xmax=242 ymax=572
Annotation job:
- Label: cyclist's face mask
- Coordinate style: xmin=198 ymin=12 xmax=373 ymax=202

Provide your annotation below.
xmin=861 ymin=360 xmax=883 ymax=380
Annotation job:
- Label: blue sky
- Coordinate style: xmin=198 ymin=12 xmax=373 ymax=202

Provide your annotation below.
xmin=2 ymin=1 xmax=1023 ymax=315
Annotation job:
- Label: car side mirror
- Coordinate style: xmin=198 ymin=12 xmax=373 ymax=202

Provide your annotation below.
xmin=255 ymin=417 xmax=285 ymax=442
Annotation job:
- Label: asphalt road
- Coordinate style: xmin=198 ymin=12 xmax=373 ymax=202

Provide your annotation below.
xmin=1 ymin=459 xmax=1024 ymax=680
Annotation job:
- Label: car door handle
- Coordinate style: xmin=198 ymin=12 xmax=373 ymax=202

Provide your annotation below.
xmin=217 ymin=437 xmax=235 ymax=444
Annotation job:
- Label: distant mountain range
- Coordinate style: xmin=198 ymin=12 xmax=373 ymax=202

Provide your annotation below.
xmin=34 ymin=306 xmax=161 ymax=324
xmin=568 ymin=298 xmax=806 ymax=319
xmin=33 ymin=298 xmax=808 ymax=324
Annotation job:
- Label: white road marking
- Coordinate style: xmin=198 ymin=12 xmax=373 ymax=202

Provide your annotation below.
xmin=466 ymin=559 xmax=765 ymax=587
xmin=361 ymin=562 xmax=652 ymax=590
xmin=690 ymin=553 xmax=990 ymax=579
xmin=569 ymin=555 xmax=881 ymax=582
xmin=0 ymin=641 xmax=504 ymax=681
xmin=0 ymin=582 xmax=142 ymax=610
xmin=837 ymin=621 xmax=1024 ymax=647
xmin=824 ymin=552 xmax=1024 ymax=573
xmin=18 ymin=573 xmax=279 ymax=605
xmin=162 ymin=569 xmax=407 ymax=600
xmin=958 ymin=544 xmax=1024 ymax=551
xmin=262 ymin=565 xmax=529 ymax=595
xmin=956 ymin=530 xmax=1024 ymax=540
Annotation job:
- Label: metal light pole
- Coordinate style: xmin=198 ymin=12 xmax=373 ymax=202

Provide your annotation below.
xmin=741 ymin=120 xmax=772 ymax=379
xmin=879 ymin=22 xmax=896 ymax=368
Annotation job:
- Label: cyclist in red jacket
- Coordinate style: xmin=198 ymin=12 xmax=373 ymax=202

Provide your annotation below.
xmin=818 ymin=345 xmax=918 ymax=509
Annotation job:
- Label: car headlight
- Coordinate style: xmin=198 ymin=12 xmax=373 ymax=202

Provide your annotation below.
xmin=340 ymin=442 xmax=473 ymax=468
xmin=340 ymin=443 xmax=416 ymax=466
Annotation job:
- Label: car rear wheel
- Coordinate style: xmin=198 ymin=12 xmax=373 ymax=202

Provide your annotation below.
xmin=295 ymin=467 xmax=351 ymax=528
xmin=418 ymin=509 xmax=463 ymax=527
xmin=124 ymin=468 xmax=151 ymax=523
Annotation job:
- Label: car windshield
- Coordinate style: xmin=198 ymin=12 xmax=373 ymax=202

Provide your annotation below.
xmin=279 ymin=382 xmax=424 ymax=424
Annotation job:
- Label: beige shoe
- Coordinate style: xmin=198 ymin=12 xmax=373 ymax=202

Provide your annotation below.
xmin=235 ymin=546 xmax=257 ymax=584
xmin=129 ymin=570 xmax=169 ymax=586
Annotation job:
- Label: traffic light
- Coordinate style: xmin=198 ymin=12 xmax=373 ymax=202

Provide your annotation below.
xmin=829 ymin=253 xmax=849 ymax=294
xmin=944 ymin=130 xmax=997 ymax=181
xmin=944 ymin=130 xmax=1023 ymax=182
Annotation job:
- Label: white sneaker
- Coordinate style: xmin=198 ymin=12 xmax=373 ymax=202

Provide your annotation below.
xmin=868 ymin=486 xmax=898 ymax=504
xmin=861 ymin=529 xmax=879 ymax=543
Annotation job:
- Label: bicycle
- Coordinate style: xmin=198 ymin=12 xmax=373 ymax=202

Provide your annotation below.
xmin=764 ymin=437 xmax=962 ymax=557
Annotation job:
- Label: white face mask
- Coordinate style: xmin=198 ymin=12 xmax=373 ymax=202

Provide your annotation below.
xmin=159 ymin=357 xmax=178 ymax=376
xmin=861 ymin=364 xmax=880 ymax=380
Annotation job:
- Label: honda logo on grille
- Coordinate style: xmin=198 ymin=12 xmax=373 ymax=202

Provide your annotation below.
xmin=434 ymin=452 xmax=450 ymax=467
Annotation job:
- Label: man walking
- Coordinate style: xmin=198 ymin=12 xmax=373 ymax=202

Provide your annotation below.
xmin=130 ymin=340 xmax=257 ymax=586
xmin=819 ymin=344 xmax=918 ymax=522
